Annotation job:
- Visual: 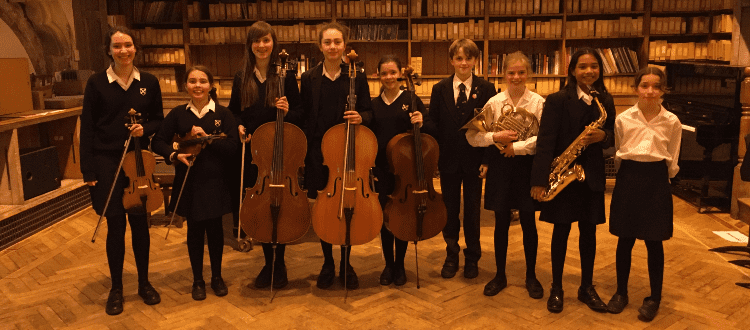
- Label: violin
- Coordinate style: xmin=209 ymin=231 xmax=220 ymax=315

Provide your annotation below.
xmin=311 ymin=50 xmax=382 ymax=247
xmin=384 ymin=67 xmax=445 ymax=288
xmin=240 ymin=49 xmax=310 ymax=246
xmin=122 ymin=109 xmax=163 ymax=214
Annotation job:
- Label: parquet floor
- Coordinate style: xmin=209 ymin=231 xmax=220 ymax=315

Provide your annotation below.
xmin=1 ymin=190 xmax=750 ymax=329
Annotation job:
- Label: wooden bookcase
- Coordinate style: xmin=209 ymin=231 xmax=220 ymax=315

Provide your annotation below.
xmin=107 ymin=0 xmax=738 ymax=101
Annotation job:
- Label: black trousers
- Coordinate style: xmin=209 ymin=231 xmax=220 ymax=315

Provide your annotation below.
xmin=106 ymin=213 xmax=150 ymax=289
xmin=440 ymin=170 xmax=483 ymax=263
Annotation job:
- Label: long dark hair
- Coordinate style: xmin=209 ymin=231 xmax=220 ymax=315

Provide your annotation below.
xmin=185 ymin=65 xmax=217 ymax=102
xmin=240 ymin=21 xmax=281 ymax=110
xmin=565 ymin=48 xmax=608 ymax=94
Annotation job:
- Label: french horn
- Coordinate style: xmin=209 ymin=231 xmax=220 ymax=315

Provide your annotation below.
xmin=461 ymin=101 xmax=540 ymax=151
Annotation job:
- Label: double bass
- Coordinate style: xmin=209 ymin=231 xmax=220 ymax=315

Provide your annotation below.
xmin=384 ymin=67 xmax=446 ymax=288
xmin=311 ymin=50 xmax=382 ymax=292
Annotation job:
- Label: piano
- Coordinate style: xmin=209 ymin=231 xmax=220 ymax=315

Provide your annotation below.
xmin=659 ymin=61 xmax=744 ymax=213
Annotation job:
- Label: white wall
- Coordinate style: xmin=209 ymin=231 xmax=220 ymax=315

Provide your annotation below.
xmin=0 ymin=20 xmax=34 ymax=75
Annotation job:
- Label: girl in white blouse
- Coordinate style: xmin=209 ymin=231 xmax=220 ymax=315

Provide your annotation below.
xmin=606 ymin=67 xmax=682 ymax=322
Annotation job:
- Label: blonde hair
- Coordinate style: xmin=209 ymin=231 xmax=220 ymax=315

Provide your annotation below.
xmin=503 ymin=51 xmax=532 ymax=74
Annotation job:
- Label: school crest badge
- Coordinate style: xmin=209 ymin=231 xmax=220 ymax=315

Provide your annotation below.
xmin=215 ymin=120 xmax=221 ymax=127
xmin=402 ymin=104 xmax=409 ymax=112
xmin=140 ymin=88 xmax=146 ymax=96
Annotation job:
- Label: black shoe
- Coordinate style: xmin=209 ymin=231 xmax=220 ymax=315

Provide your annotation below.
xmin=339 ymin=264 xmax=359 ymax=290
xmin=105 ymin=289 xmax=124 ymax=315
xmin=316 ymin=264 xmax=335 ymax=289
xmin=273 ymin=264 xmax=288 ymax=289
xmin=393 ymin=267 xmax=407 ymax=286
xmin=254 ymin=266 xmax=272 ymax=289
xmin=192 ymin=280 xmax=206 ymax=301
xmin=638 ymin=297 xmax=660 ymax=321
xmin=525 ymin=277 xmax=544 ymax=299
xmin=211 ymin=277 xmax=228 ymax=297
xmin=607 ymin=293 xmax=629 ymax=314
xmin=463 ymin=261 xmax=479 ymax=279
xmin=380 ymin=266 xmax=393 ymax=286
xmin=441 ymin=261 xmax=459 ymax=279
xmin=577 ymin=285 xmax=608 ymax=313
xmin=547 ymin=286 xmax=564 ymax=313
xmin=137 ymin=282 xmax=161 ymax=305
xmin=483 ymin=276 xmax=507 ymax=296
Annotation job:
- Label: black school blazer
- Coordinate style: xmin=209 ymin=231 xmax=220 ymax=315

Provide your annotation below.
xmin=530 ymin=86 xmax=616 ymax=193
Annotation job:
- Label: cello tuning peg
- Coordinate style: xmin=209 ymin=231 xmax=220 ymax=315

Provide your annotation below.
xmin=399 ymin=86 xmax=407 ymax=90
xmin=414 ymin=81 xmax=422 ymax=86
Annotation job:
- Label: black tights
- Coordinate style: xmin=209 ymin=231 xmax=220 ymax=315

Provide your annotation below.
xmin=494 ymin=208 xmax=538 ymax=279
xmin=615 ymin=238 xmax=664 ymax=302
xmin=320 ymin=240 xmax=352 ymax=267
xmin=187 ymin=217 xmax=224 ymax=282
xmin=106 ymin=213 xmax=150 ymax=289
xmin=262 ymin=243 xmax=286 ymax=266
xmin=550 ymin=221 xmax=597 ymax=288
xmin=380 ymin=225 xmax=408 ymax=269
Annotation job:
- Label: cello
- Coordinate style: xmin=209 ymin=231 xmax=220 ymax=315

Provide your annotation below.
xmin=311 ymin=50 xmax=382 ymax=293
xmin=384 ymin=67 xmax=446 ymax=289
xmin=239 ymin=50 xmax=310 ymax=299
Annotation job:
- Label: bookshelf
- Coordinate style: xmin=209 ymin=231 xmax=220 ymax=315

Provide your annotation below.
xmin=106 ymin=0 xmax=739 ymax=100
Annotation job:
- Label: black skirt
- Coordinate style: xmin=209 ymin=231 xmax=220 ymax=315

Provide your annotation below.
xmin=483 ymin=153 xmax=535 ymax=212
xmin=609 ymin=159 xmax=673 ymax=241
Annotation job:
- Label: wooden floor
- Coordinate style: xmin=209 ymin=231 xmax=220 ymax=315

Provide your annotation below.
xmin=2 ymin=191 xmax=750 ymax=329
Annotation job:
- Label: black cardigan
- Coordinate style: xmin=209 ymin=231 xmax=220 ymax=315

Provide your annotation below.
xmin=79 ymin=70 xmax=164 ymax=182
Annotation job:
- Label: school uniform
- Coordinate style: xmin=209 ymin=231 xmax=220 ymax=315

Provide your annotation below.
xmin=466 ymin=88 xmax=543 ymax=288
xmin=423 ymin=73 xmax=496 ymax=274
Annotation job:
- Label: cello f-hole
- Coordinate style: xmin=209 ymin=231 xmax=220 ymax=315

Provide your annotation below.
xmin=326 ymin=177 xmax=340 ymax=197
xmin=357 ymin=177 xmax=369 ymax=198
xmin=255 ymin=176 xmax=269 ymax=195
xmin=398 ymin=184 xmax=412 ymax=203
xmin=285 ymin=176 xmax=298 ymax=196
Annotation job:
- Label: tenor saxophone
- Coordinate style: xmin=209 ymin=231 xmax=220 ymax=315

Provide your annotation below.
xmin=540 ymin=86 xmax=608 ymax=201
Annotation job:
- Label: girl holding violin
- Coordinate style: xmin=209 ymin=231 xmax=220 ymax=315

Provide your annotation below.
xmin=228 ymin=21 xmax=303 ymax=290
xmin=300 ymin=22 xmax=373 ymax=290
xmin=152 ymin=66 xmax=239 ymax=301
xmin=466 ymin=51 xmax=544 ymax=298
xmin=80 ymin=26 xmax=163 ymax=315
xmin=529 ymin=48 xmax=616 ymax=313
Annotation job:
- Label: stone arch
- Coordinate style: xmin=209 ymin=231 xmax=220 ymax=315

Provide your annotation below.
xmin=0 ymin=0 xmax=75 ymax=75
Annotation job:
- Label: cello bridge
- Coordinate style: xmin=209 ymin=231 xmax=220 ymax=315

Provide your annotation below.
xmin=269 ymin=184 xmax=286 ymax=188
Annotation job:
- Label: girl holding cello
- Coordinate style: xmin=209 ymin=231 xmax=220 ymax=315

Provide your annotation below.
xmin=466 ymin=51 xmax=544 ymax=298
xmin=371 ymin=55 xmax=433 ymax=286
xmin=152 ymin=66 xmax=239 ymax=301
xmin=228 ymin=21 xmax=303 ymax=289
xmin=80 ymin=26 xmax=163 ymax=315
xmin=300 ymin=22 xmax=373 ymax=290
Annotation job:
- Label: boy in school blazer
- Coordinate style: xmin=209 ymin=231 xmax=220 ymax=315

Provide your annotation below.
xmin=424 ymin=38 xmax=496 ymax=279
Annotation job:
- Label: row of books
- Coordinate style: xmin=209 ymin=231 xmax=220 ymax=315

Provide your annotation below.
xmin=564 ymin=47 xmax=639 ymax=74
xmin=413 ymin=0 xmax=489 ymax=17
xmin=132 ymin=28 xmax=183 ymax=46
xmin=410 ymin=54 xmax=485 ymax=78
xmin=133 ymin=0 xmax=181 ymax=23
xmin=487 ymin=0 xmax=562 ymax=15
xmin=525 ymin=19 xmax=563 ymax=39
xmin=189 ymin=27 xmax=249 ymax=44
xmin=213 ymin=80 xmax=235 ymax=99
xmin=652 ymin=0 xmax=733 ymax=11
xmin=486 ymin=52 xmax=561 ymax=75
xmin=671 ymin=75 xmax=735 ymax=95
xmin=649 ymin=40 xmax=733 ymax=61
xmin=348 ymin=24 xmax=403 ymax=41
xmin=566 ymin=0 xmax=644 ymax=13
xmin=489 ymin=77 xmax=561 ymax=95
xmin=566 ymin=18 xmax=643 ymax=38
xmin=411 ymin=20 xmax=485 ymax=41
xmin=139 ymin=48 xmax=186 ymax=66
xmin=713 ymin=14 xmax=733 ymax=33
xmin=186 ymin=1 xmax=258 ymax=21
xmin=107 ymin=15 xmax=126 ymax=28
xmin=651 ymin=17 xmax=704 ymax=35
xmin=603 ymin=76 xmax=635 ymax=95
xmin=337 ymin=0 xmax=409 ymax=18
xmin=260 ymin=1 xmax=331 ymax=19
xmin=147 ymin=68 xmax=180 ymax=94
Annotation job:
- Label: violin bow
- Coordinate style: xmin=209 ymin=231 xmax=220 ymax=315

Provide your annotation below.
xmin=164 ymin=154 xmax=195 ymax=240
xmin=92 ymin=109 xmax=139 ymax=243
xmin=238 ymin=131 xmax=246 ymax=244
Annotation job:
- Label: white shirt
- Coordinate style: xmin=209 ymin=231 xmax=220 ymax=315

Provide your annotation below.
xmin=322 ymin=62 xmax=342 ymax=81
xmin=106 ymin=65 xmax=140 ymax=91
xmin=187 ymin=98 xmax=216 ymax=119
xmin=576 ymin=85 xmax=593 ymax=106
xmin=453 ymin=75 xmax=473 ymax=104
xmin=615 ymin=103 xmax=682 ymax=178
xmin=465 ymin=89 xmax=545 ymax=155
xmin=380 ymin=90 xmax=403 ymax=106
xmin=254 ymin=67 xmax=266 ymax=83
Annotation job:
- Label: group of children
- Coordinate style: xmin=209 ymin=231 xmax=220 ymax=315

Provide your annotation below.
xmin=80 ymin=21 xmax=681 ymax=322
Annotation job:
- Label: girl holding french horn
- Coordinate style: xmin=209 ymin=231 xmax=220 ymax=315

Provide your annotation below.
xmin=465 ymin=51 xmax=544 ymax=299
